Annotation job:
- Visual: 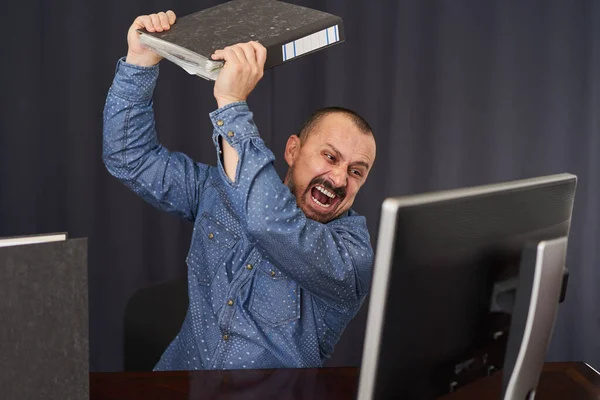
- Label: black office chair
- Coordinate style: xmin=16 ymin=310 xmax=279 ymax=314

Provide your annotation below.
xmin=123 ymin=278 xmax=189 ymax=371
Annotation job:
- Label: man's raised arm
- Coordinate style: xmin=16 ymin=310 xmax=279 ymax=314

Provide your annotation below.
xmin=103 ymin=11 xmax=209 ymax=221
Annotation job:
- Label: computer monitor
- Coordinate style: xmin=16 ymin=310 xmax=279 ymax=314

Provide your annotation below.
xmin=357 ymin=173 xmax=577 ymax=400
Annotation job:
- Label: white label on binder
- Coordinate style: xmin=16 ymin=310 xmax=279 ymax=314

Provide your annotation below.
xmin=282 ymin=25 xmax=339 ymax=62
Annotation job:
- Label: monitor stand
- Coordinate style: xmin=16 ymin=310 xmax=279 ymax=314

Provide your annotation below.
xmin=498 ymin=237 xmax=568 ymax=400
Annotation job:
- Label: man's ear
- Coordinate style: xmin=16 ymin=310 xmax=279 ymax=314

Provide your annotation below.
xmin=284 ymin=134 xmax=301 ymax=167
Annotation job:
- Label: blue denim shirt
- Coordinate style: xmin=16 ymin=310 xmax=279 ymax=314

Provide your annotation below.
xmin=103 ymin=58 xmax=374 ymax=370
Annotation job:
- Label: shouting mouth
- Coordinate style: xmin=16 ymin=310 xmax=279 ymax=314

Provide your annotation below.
xmin=310 ymin=184 xmax=339 ymax=209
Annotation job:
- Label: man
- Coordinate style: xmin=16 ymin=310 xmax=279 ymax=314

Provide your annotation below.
xmin=103 ymin=10 xmax=377 ymax=370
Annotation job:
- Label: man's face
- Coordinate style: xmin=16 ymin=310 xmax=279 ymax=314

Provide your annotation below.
xmin=284 ymin=113 xmax=376 ymax=223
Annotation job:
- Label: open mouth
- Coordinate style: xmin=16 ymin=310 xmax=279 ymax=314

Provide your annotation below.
xmin=310 ymin=185 xmax=338 ymax=209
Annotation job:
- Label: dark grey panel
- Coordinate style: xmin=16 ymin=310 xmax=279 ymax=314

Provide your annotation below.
xmin=0 ymin=238 xmax=88 ymax=400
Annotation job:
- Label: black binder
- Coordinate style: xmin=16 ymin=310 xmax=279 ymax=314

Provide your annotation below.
xmin=137 ymin=0 xmax=345 ymax=80
xmin=0 ymin=236 xmax=88 ymax=400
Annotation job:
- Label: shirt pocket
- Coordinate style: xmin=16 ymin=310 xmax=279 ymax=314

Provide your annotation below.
xmin=188 ymin=212 xmax=239 ymax=286
xmin=249 ymin=259 xmax=301 ymax=327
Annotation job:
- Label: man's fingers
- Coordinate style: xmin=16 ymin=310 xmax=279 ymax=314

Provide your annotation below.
xmin=157 ymin=12 xmax=171 ymax=30
xmin=166 ymin=10 xmax=177 ymax=25
xmin=127 ymin=11 xmax=177 ymax=66
xmin=213 ymin=46 xmax=246 ymax=67
xmin=211 ymin=49 xmax=224 ymax=61
xmin=133 ymin=15 xmax=154 ymax=32
xmin=238 ymin=43 xmax=258 ymax=68
xmin=249 ymin=42 xmax=267 ymax=69
xmin=229 ymin=45 xmax=249 ymax=66
xmin=213 ymin=42 xmax=266 ymax=68
xmin=132 ymin=11 xmax=176 ymax=33
xmin=225 ymin=48 xmax=241 ymax=64
xmin=213 ymin=47 xmax=242 ymax=64
xmin=149 ymin=14 xmax=164 ymax=32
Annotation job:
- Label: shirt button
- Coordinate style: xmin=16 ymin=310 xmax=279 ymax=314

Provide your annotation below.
xmin=270 ymin=270 xmax=276 ymax=277
xmin=208 ymin=233 xmax=214 ymax=239
xmin=223 ymin=334 xmax=229 ymax=341
xmin=227 ymin=131 xmax=235 ymax=138
xmin=227 ymin=299 xmax=234 ymax=306
xmin=217 ymin=120 xmax=224 ymax=126
xmin=246 ymin=264 xmax=253 ymax=270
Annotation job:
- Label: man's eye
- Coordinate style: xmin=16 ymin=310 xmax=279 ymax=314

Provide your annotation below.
xmin=325 ymin=153 xmax=335 ymax=161
xmin=351 ymin=169 xmax=363 ymax=177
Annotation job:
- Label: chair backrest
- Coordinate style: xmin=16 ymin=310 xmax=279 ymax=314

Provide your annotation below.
xmin=124 ymin=278 xmax=188 ymax=371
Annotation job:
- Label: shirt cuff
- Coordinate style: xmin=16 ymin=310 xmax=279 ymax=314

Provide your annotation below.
xmin=109 ymin=57 xmax=159 ymax=102
xmin=209 ymin=102 xmax=260 ymax=146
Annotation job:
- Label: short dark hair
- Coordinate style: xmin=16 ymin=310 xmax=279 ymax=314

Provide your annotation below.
xmin=297 ymin=107 xmax=373 ymax=142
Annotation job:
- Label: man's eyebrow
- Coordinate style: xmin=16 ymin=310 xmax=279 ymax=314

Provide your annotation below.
xmin=351 ymin=160 xmax=370 ymax=171
xmin=325 ymin=143 xmax=371 ymax=171
xmin=324 ymin=143 xmax=344 ymax=162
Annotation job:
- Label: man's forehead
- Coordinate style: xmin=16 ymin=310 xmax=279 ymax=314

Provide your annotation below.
xmin=309 ymin=114 xmax=373 ymax=142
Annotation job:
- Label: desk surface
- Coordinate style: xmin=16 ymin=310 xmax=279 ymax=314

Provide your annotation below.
xmin=90 ymin=362 xmax=600 ymax=399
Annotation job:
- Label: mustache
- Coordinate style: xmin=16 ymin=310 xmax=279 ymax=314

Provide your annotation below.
xmin=307 ymin=177 xmax=346 ymax=200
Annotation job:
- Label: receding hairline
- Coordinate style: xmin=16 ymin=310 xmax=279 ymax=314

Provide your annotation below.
xmin=297 ymin=107 xmax=374 ymax=143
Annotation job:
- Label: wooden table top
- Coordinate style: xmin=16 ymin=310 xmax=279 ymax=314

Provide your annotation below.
xmin=90 ymin=362 xmax=600 ymax=399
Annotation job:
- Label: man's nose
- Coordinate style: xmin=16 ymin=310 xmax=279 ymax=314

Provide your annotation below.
xmin=329 ymin=166 xmax=347 ymax=188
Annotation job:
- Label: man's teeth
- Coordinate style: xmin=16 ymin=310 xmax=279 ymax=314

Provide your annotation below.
xmin=316 ymin=185 xmax=336 ymax=199
xmin=312 ymin=196 xmax=331 ymax=208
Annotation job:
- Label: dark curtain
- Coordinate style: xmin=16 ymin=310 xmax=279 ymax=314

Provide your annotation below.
xmin=2 ymin=0 xmax=599 ymax=371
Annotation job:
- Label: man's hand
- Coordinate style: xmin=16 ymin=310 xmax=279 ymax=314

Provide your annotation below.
xmin=211 ymin=42 xmax=267 ymax=108
xmin=126 ymin=11 xmax=177 ymax=67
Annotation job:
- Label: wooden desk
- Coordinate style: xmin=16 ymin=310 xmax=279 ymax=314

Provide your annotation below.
xmin=90 ymin=362 xmax=600 ymax=399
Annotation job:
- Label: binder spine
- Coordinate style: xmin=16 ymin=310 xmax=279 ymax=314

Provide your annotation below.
xmin=264 ymin=16 xmax=344 ymax=70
